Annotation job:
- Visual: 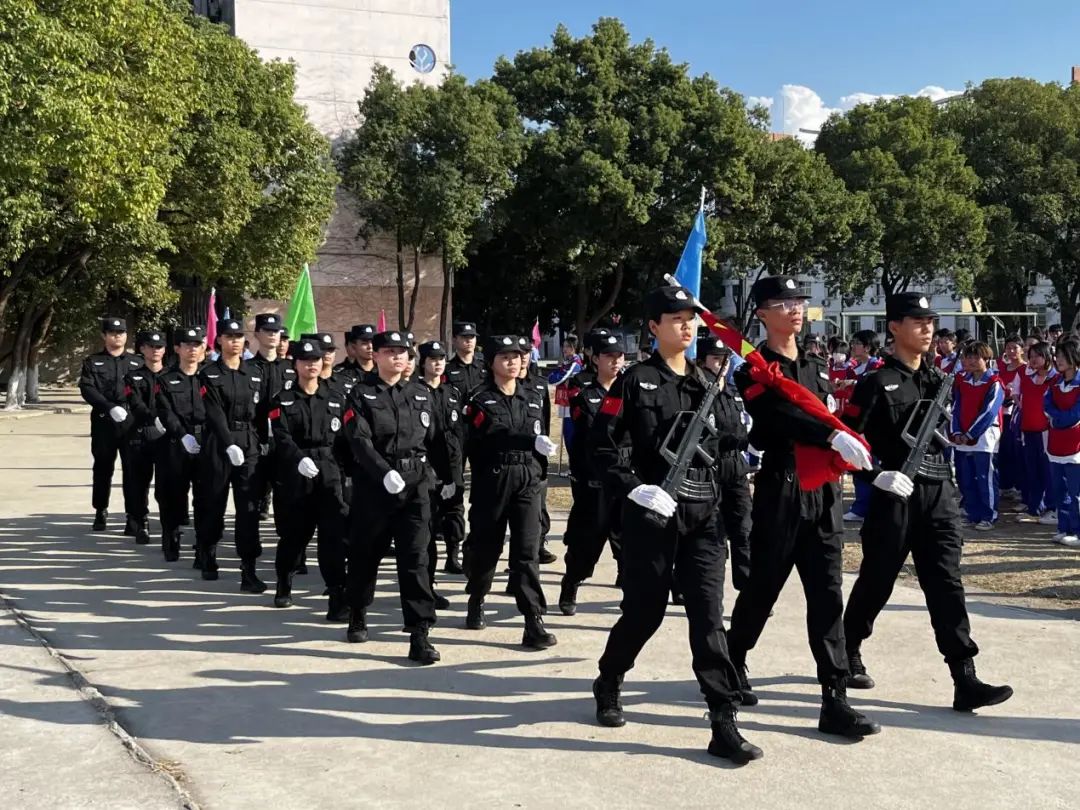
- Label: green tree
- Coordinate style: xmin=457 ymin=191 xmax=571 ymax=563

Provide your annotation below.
xmin=489 ymin=18 xmax=759 ymax=338
xmin=815 ymin=96 xmax=986 ymax=299
xmin=941 ymin=78 xmax=1080 ymax=328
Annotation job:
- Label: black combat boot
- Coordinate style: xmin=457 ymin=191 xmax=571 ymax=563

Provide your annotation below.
xmin=730 ymin=651 xmax=759 ymax=707
xmin=465 ymin=598 xmax=486 ymax=630
xmin=707 ymin=706 xmax=763 ymax=764
xmin=162 ymin=529 xmax=181 ymax=562
xmin=92 ymin=509 xmax=108 ymax=532
xmin=949 ymin=658 xmax=1013 ymax=712
xmin=192 ymin=546 xmax=204 ymax=570
xmin=408 ymin=624 xmax=441 ymax=665
xmin=432 ymin=588 xmax=450 ymax=610
xmin=819 ymin=679 xmax=881 ymax=738
xmin=670 ymin=587 xmax=685 ymax=606
xmin=240 ymin=560 xmax=267 ymax=594
xmin=847 ymin=646 xmax=876 ymax=689
xmin=443 ymin=541 xmax=463 ymax=574
xmin=200 ymin=546 xmax=219 ymax=580
xmin=522 ymin=614 xmax=557 ymax=649
xmin=593 ymin=674 xmax=626 ymax=727
xmin=346 ymin=610 xmax=368 ymax=643
xmin=134 ymin=517 xmax=151 ymax=545
xmin=325 ymin=587 xmax=350 ymax=622
xmin=294 ymin=550 xmax=308 ymax=575
xmin=124 ymin=515 xmax=137 ymax=536
xmin=558 ymin=578 xmax=578 ymax=616
xmin=538 ymin=541 xmax=557 ymax=564
xmin=257 ymin=494 xmax=270 ymax=521
xmin=274 ymin=574 xmax=293 ymax=608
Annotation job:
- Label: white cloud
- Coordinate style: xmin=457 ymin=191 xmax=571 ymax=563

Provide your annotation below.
xmin=746 ymin=95 xmax=774 ymax=110
xmin=777 ymin=83 xmax=964 ymax=143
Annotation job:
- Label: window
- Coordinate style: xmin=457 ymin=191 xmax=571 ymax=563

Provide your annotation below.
xmin=955 ymin=316 xmax=972 ymax=333
xmin=1028 ymin=305 xmax=1047 ymax=328
xmin=409 ymin=44 xmax=437 ymax=74
xmin=847 ymin=316 xmax=862 ymax=336
xmin=796 ymin=279 xmax=813 ymax=297
xmin=874 ymin=317 xmax=888 ymax=336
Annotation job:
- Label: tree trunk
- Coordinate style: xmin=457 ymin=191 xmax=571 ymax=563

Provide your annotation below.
xmin=575 ymin=265 xmax=626 ymax=339
xmin=440 ymin=247 xmax=452 ymax=343
xmin=25 ymin=307 xmax=53 ymax=403
xmin=407 ymin=245 xmax=422 ymax=331
xmin=3 ymin=305 xmax=38 ymax=410
xmin=395 ymin=227 xmax=406 ymax=330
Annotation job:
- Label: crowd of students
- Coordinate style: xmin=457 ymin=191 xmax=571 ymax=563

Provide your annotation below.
xmin=812 ymin=323 xmax=1080 ymax=548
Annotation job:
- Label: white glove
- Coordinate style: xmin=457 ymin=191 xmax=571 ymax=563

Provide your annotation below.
xmin=146 ymin=417 xmax=166 ymax=440
xmin=109 ymin=406 xmax=127 ymax=423
xmin=383 ymin=470 xmax=406 ymax=494
xmin=534 ymin=435 xmax=558 ymax=457
xmin=225 ymin=444 xmax=245 ymax=466
xmin=440 ymin=483 xmax=456 ymax=499
xmin=873 ymin=470 xmax=914 ymax=498
xmin=297 ymin=457 xmax=319 ymax=479
xmin=627 ymin=484 xmax=677 ymax=518
xmin=830 ymin=431 xmax=873 ymax=471
xmin=181 ymin=434 xmax=201 ymax=455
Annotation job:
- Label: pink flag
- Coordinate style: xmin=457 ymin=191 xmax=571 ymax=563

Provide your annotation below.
xmin=531 ymin=318 xmax=542 ymax=349
xmin=204 ymin=288 xmax=218 ymax=347
xmin=377 ymin=309 xmax=387 ymax=332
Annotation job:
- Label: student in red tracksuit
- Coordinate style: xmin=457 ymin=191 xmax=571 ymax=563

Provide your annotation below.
xmin=935 ymin=330 xmax=961 ymax=375
xmin=828 ymin=340 xmax=852 ymax=416
xmin=839 ymin=331 xmax=884 ymax=522
xmin=950 ymin=342 xmax=1004 ymax=530
xmin=995 ymin=336 xmax=1026 ymax=499
xmin=1019 ymin=342 xmax=1058 ymax=521
xmin=1045 ymin=340 xmax=1080 ymax=548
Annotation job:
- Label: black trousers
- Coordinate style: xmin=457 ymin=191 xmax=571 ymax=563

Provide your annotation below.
xmin=121 ymin=435 xmax=157 ymax=520
xmin=157 ymin=440 xmax=199 ymax=533
xmin=539 ymin=479 xmax=551 ymax=541
xmin=195 ymin=435 xmax=262 ymax=561
xmin=844 ymin=478 xmax=979 ymax=663
xmin=563 ymin=479 xmax=623 ymax=584
xmin=427 ymin=486 xmax=454 ymax=585
xmin=90 ymin=413 xmax=127 ymax=511
xmin=275 ymin=481 xmax=347 ymax=590
xmin=255 ymin=447 xmax=274 ymax=513
xmin=599 ymin=499 xmax=741 ymax=711
xmin=464 ymin=462 xmax=546 ymax=615
xmin=719 ymin=477 xmax=752 ymax=591
xmin=347 ymin=480 xmax=435 ymax=627
xmin=728 ymin=465 xmax=848 ymax=684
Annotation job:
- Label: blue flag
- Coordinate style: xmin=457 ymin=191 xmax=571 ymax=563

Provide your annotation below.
xmin=674 ymin=191 xmax=707 ymax=358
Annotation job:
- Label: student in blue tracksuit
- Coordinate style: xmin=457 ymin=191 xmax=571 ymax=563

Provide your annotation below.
xmin=950 ymin=342 xmax=1004 ymax=531
xmin=1044 ymin=340 xmax=1080 ymax=548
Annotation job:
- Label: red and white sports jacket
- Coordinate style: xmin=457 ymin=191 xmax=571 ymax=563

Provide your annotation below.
xmin=951 ymin=369 xmax=1003 ymax=453
xmin=1045 ymin=375 xmax=1080 ymax=463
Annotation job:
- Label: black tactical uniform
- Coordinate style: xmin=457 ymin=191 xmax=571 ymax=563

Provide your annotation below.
xmin=155 ymin=326 xmax=207 ymax=562
xmin=444 ymin=321 xmax=486 ymax=396
xmin=120 ymin=330 xmax=169 ymax=544
xmin=268 ymin=339 xmax=350 ymax=620
xmin=517 ymin=341 xmax=556 ymax=563
xmin=415 ymin=340 xmax=466 ymax=597
xmin=196 ymin=318 xmax=266 ymax=591
xmin=462 ymin=335 xmax=556 ymax=649
xmin=332 ymin=323 xmax=375 ymax=390
xmin=559 ymin=334 xmax=627 ymax=615
xmin=78 ymin=317 xmax=144 ymax=529
xmin=342 ymin=330 xmax=453 ymax=664
xmin=841 ymin=292 xmax=1012 ymax=711
xmin=249 ymin=313 xmax=294 ymax=520
xmin=728 ymin=274 xmax=878 ymax=740
xmin=589 ymin=286 xmax=759 ymax=763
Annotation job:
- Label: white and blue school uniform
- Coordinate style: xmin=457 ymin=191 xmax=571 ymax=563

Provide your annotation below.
xmin=1044 ymin=375 xmax=1080 ymax=536
xmin=952 ymin=369 xmax=1004 ymax=523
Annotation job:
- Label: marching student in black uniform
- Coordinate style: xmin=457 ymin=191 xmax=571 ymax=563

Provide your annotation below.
xmin=79 ymin=316 xmax=144 ymax=531
xmin=841 ymin=292 xmax=1013 ymax=711
xmin=300 ymin=332 xmax=338 ymax=381
xmin=559 ymin=333 xmax=626 ymax=616
xmin=334 ymin=324 xmax=375 ymax=389
xmin=196 ymin=318 xmax=266 ymax=593
xmin=696 ymin=337 xmax=753 ymax=591
xmin=588 ymin=285 xmax=759 ymax=763
xmin=277 ymin=329 xmax=290 ymax=361
xmin=517 ymin=337 xmax=557 ymax=564
xmin=121 ymin=330 xmax=169 ymax=545
xmin=462 ymin=335 xmax=559 ymax=649
xmin=342 ymin=330 xmax=454 ymax=665
xmin=727 ymin=275 xmax=880 ymax=740
xmin=249 ymin=313 xmax=292 ymax=521
xmin=415 ymin=340 xmax=466 ymax=607
xmin=267 ymin=338 xmax=350 ymax=620
xmin=156 ymin=326 xmax=207 ymax=562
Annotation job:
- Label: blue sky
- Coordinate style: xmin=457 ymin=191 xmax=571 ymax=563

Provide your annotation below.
xmin=449 ymin=0 xmax=1080 ymax=136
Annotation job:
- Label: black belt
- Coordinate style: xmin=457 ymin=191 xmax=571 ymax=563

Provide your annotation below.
xmin=496 ymin=450 xmax=531 ymax=465
xmin=393 ymin=456 xmax=427 ymax=473
xmin=229 ymin=420 xmax=253 ymax=430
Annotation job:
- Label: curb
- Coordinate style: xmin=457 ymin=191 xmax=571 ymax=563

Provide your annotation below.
xmin=0 ymin=594 xmax=202 ymax=810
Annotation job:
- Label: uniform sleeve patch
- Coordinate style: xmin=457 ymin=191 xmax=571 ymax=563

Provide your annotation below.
xmin=471 ymin=406 xmax=486 ymax=428
xmin=599 ymin=396 xmax=622 ymax=416
xmin=268 ymin=407 xmax=281 ymax=420
xmin=199 ymin=385 xmax=208 ymax=398
xmin=343 ymin=408 xmax=355 ymax=424
xmin=123 ymin=385 xmax=132 ymax=397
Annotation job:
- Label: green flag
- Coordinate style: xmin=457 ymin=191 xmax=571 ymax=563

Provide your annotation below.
xmin=285 ymin=263 xmax=317 ymax=337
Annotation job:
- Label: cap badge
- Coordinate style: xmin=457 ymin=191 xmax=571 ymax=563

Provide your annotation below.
xmin=322 ymin=335 xmax=331 ymax=344
xmin=230 ymin=322 xmax=238 ymax=329
xmin=502 ymin=337 xmax=512 ymax=345
xmin=112 ymin=320 xmax=120 ymax=327
xmin=433 ymin=342 xmax=440 ymax=350
xmin=303 ymin=342 xmax=313 ymax=351
xmin=785 ymin=279 xmax=796 ymax=290
xmin=919 ymin=297 xmax=929 ymax=308
xmin=675 ymin=290 xmax=688 ymax=300
xmin=391 ymin=332 xmax=401 ymax=341
xmin=187 ymin=330 xmax=196 ymax=337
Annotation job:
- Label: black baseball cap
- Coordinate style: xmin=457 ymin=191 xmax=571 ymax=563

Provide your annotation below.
xmin=217 ymin=318 xmax=243 ymax=336
xmin=291 ymin=339 xmax=325 ymax=361
xmin=101 ymin=316 xmax=127 ymax=333
xmin=644 ymin=285 xmax=696 ymax=322
xmin=373 ymin=330 xmax=410 ymax=351
xmin=419 ymin=340 xmax=448 ymax=360
xmin=886 ymin=292 xmax=938 ymax=321
xmin=751 ymin=275 xmax=808 ymax=304
xmin=176 ymin=325 xmax=205 ymax=344
xmin=594 ymin=333 xmax=627 ymax=355
xmin=453 ymin=322 xmax=478 ymax=337
xmin=136 ymin=330 xmax=167 ymax=349
xmin=301 ymin=332 xmax=336 ymax=351
xmin=487 ymin=335 xmax=525 ymax=356
xmin=350 ymin=324 xmax=376 ymax=342
xmin=696 ymin=336 xmax=727 ymax=358
xmin=254 ymin=313 xmax=282 ymax=332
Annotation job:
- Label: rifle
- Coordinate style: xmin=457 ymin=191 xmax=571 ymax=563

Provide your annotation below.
xmin=897 ymin=368 xmax=953 ymax=492
xmin=646 ymin=366 xmax=725 ymax=526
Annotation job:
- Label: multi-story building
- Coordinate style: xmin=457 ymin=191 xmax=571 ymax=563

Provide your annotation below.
xmin=193 ymin=0 xmax=452 ymax=339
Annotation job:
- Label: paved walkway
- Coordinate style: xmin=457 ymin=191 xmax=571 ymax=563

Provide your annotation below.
xmin=1 ymin=413 xmax=1077 ymax=809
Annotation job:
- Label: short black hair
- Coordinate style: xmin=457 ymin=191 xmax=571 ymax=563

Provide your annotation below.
xmin=851 ymin=329 xmax=880 ymax=355
xmin=954 ymin=328 xmax=971 ymax=343
xmin=1048 ymin=323 xmax=1063 ymax=332
xmin=1028 ymin=341 xmax=1053 ymax=366
xmin=937 ymin=329 xmax=955 ymax=340
xmin=563 ymin=335 xmax=578 ymax=349
xmin=1027 ymin=327 xmax=1045 ymax=341
xmin=1055 ymin=339 xmax=1080 ymax=368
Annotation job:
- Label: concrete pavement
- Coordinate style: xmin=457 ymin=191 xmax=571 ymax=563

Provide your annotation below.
xmin=1 ymin=413 xmax=1077 ymax=809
